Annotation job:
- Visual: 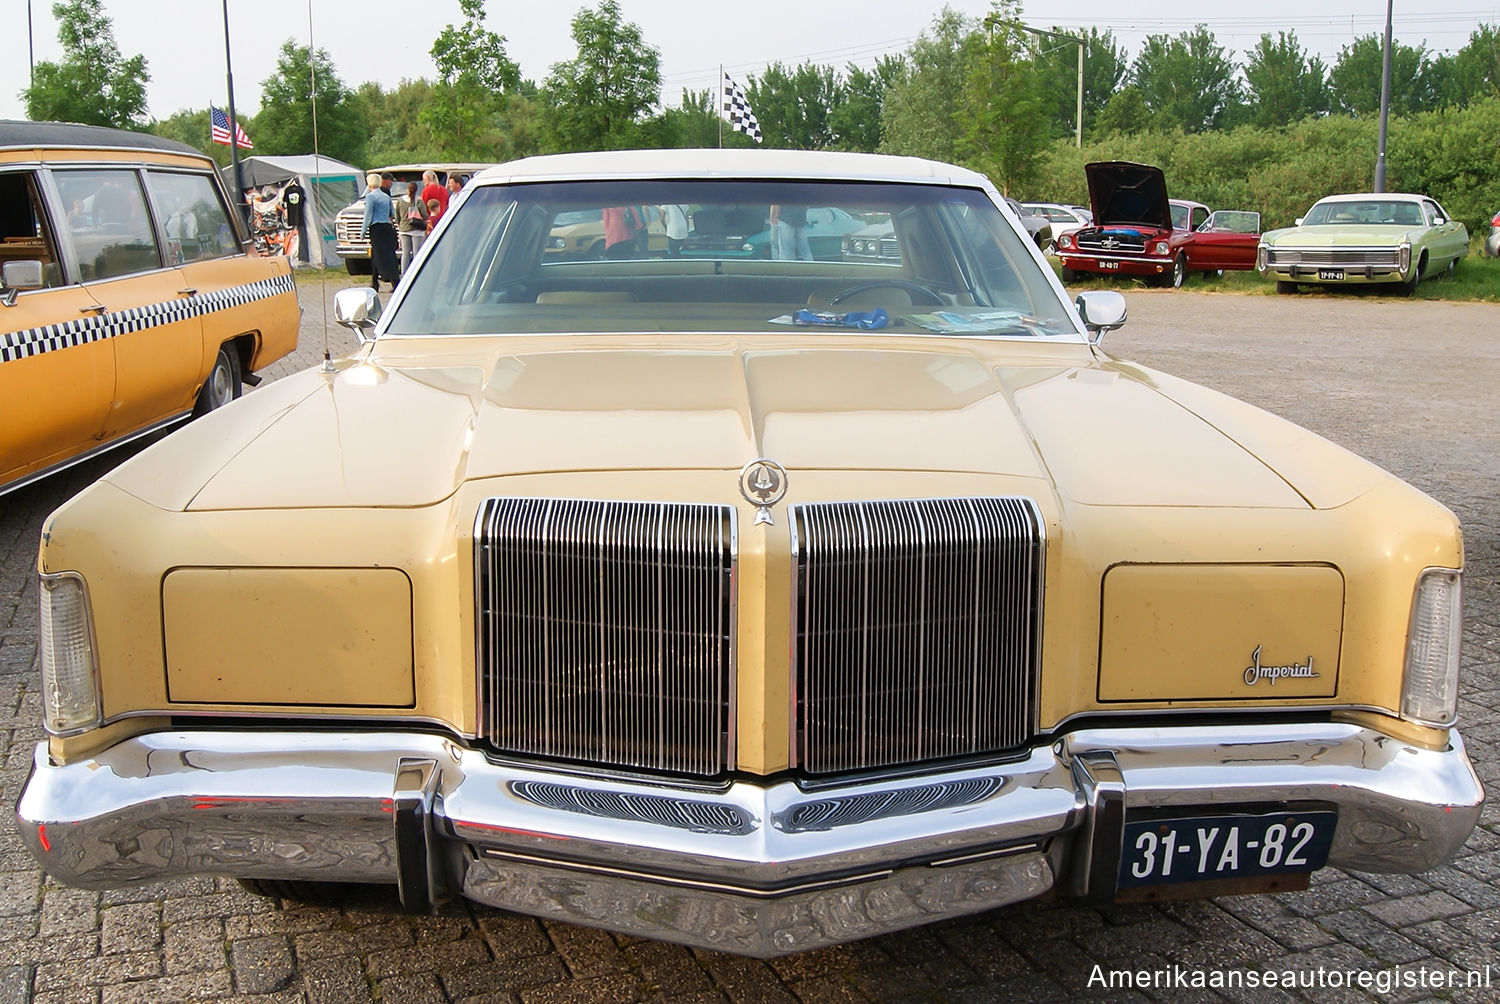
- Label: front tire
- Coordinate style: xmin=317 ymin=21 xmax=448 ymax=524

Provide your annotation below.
xmin=1170 ymin=253 xmax=1187 ymax=289
xmin=344 ymin=257 xmax=372 ymax=277
xmin=1400 ymin=254 xmax=1425 ymax=297
xmin=194 ymin=345 xmax=242 ymax=416
xmin=1060 ymin=266 xmax=1077 ymax=283
xmin=1275 ymin=280 xmax=1299 ymax=295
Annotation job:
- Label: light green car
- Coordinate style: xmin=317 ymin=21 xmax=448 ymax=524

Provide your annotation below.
xmin=1257 ymin=193 xmax=1468 ymax=295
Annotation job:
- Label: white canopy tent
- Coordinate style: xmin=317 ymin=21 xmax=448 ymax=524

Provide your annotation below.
xmin=221 ymin=154 xmax=362 ymax=267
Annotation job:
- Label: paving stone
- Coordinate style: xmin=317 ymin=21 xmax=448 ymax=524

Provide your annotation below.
xmin=230 ymin=936 xmax=295 ymax=995
xmin=1365 ymin=891 xmax=1471 ymax=928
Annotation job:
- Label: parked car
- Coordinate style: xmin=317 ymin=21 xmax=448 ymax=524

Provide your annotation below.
xmin=1482 ymin=209 xmax=1499 ymax=258
xmin=1023 ymin=201 xmax=1093 ymax=244
xmin=1003 ymin=195 xmax=1053 ymax=251
xmin=1257 ymin=193 xmax=1468 ymax=295
xmin=18 ymin=149 xmax=1480 ymax=960
xmin=334 ymin=162 xmax=493 ymax=275
xmin=679 ymin=205 xmax=869 ymax=259
xmin=1056 ymin=161 xmax=1261 ymax=288
xmin=0 ymin=120 xmax=300 ymax=496
xmin=545 ymin=206 xmax=671 ymax=259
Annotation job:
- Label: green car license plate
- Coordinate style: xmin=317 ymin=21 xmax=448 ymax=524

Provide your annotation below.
xmin=1119 ymin=811 xmax=1336 ymax=888
xmin=1317 ymin=268 xmax=1345 ymax=280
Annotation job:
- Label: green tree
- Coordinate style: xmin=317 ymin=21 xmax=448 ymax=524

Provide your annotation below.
xmin=828 ymin=58 xmax=904 ymax=152
xmin=252 ymin=41 xmax=366 ymax=167
xmin=960 ymin=4 xmax=1049 ymax=194
xmin=150 ymin=109 xmax=217 ymax=161
xmin=1131 ymin=25 xmax=1242 ymax=133
xmin=1330 ymin=35 xmax=1439 ymax=116
xmin=1092 ymin=85 xmax=1152 ymax=136
xmin=1244 ymin=32 xmax=1331 ymax=127
xmin=23 ymin=0 xmax=149 ymax=129
xmin=541 ymin=1 xmax=663 ymax=152
xmin=423 ymin=0 xmax=520 ymax=158
xmin=357 ymin=79 xmax=443 ymax=166
xmin=1034 ymin=27 xmax=1127 ymax=141
xmin=643 ymin=89 xmax=723 ymax=148
xmin=880 ymin=7 xmax=979 ymax=161
xmin=747 ymin=61 xmax=841 ymax=149
xmin=1444 ymin=24 xmax=1500 ymax=105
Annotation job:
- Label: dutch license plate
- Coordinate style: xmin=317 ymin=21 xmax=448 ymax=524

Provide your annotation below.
xmin=1119 ymin=811 xmax=1336 ymax=888
xmin=1318 ymin=268 xmax=1345 ymax=280
xmin=1099 ymin=260 xmax=1120 ymax=270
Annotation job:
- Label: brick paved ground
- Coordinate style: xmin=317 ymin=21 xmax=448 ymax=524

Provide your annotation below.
xmin=0 ymin=275 xmax=1496 ymax=1002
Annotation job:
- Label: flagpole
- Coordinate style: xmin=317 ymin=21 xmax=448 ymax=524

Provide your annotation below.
xmin=222 ymin=0 xmax=248 ymax=229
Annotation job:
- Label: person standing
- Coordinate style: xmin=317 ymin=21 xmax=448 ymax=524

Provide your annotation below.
xmin=395 ymin=181 xmax=428 ymax=273
xmin=602 ymin=206 xmax=644 ymax=258
xmin=769 ymin=204 xmax=812 ymax=261
xmin=360 ymin=171 xmax=399 ymax=291
xmin=659 ymin=203 xmax=688 ymax=255
xmin=421 ymin=169 xmax=449 ymax=228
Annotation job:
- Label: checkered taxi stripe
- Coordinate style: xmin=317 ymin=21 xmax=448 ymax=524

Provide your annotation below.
xmin=0 ymin=273 xmax=296 ymax=364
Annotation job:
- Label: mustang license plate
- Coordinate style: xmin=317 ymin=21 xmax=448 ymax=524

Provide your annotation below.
xmin=1119 ymin=811 xmax=1336 ymax=888
xmin=1099 ymin=260 xmax=1120 ymax=269
xmin=1317 ymin=269 xmax=1345 ymax=280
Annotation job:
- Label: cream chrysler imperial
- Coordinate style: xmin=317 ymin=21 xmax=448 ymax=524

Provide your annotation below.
xmin=18 ymin=150 xmax=1481 ymax=957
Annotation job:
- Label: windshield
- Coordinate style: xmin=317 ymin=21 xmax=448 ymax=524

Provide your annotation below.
xmin=385 ymin=180 xmax=1078 ymax=339
xmin=1302 ymin=200 xmax=1428 ymax=227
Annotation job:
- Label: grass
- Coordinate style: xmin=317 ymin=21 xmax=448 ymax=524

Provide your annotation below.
xmin=1053 ymin=242 xmax=1500 ymax=303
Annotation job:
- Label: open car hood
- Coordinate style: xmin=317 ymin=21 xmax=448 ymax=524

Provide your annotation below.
xmin=1086 ymin=161 xmax=1172 ymax=230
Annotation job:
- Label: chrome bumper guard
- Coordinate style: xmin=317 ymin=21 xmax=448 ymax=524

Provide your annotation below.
xmin=16 ymin=722 xmax=1482 ymax=957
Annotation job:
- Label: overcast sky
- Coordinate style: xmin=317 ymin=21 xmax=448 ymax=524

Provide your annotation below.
xmin=3 ymin=1 xmax=1497 ymax=125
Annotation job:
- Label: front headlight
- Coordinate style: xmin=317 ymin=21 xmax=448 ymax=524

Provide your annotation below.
xmin=39 ymin=572 xmax=101 ymax=735
xmin=548 ymin=237 xmax=566 ymax=249
xmin=1059 ymin=234 xmax=1073 ymax=249
xmin=1153 ymin=241 xmax=1169 ymax=255
xmin=1401 ymin=568 xmax=1462 ymax=726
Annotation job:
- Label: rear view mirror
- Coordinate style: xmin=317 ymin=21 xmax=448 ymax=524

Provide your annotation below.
xmin=1076 ymin=290 xmax=1127 ymax=345
xmin=333 ymin=287 xmax=381 ymax=343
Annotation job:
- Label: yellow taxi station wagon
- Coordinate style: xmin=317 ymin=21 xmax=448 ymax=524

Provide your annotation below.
xmin=0 ymin=120 xmax=300 ymax=494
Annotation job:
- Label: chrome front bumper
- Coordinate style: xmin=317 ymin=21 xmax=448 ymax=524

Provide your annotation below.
xmin=16 ymin=722 xmax=1482 ymax=957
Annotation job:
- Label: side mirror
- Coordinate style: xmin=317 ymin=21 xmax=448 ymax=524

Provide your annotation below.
xmin=0 ymin=260 xmax=44 ymax=307
xmin=1433 ymin=216 xmax=1446 ymax=226
xmin=333 ymin=287 xmax=381 ymax=343
xmin=1076 ymin=290 xmax=1127 ymax=345
xmin=1294 ymin=217 xmax=1305 ymax=227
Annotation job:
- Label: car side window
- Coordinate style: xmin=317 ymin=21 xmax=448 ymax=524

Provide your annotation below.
xmin=0 ymin=170 xmax=66 ymax=288
xmin=53 ymin=170 xmax=162 ymax=281
xmin=145 ymin=171 xmax=240 ymax=264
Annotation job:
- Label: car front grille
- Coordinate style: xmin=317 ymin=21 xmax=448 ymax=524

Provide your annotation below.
xmin=474 ymin=498 xmax=735 ymax=778
xmin=1076 ymin=231 xmax=1146 ymax=253
xmin=1269 ymin=248 xmax=1401 ymax=267
xmin=335 ymin=211 xmax=367 ymax=249
xmin=791 ymin=497 xmax=1043 ymax=775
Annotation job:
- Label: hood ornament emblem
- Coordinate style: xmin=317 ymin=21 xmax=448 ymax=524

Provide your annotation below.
xmin=738 ymin=458 xmax=788 ymax=526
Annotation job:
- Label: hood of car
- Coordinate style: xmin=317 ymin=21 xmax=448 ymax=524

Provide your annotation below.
xmin=1085 ymin=162 xmax=1172 ymax=231
xmin=103 ymin=337 xmax=1313 ymax=513
xmin=1264 ymin=224 xmax=1423 ymax=247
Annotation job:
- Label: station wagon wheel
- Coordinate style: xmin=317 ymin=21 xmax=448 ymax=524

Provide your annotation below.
xmin=194 ymin=345 xmax=242 ymax=416
xmin=1276 ymin=280 xmax=1299 ymax=295
xmin=1170 ymin=253 xmax=1187 ymax=289
xmin=827 ymin=279 xmax=945 ymax=307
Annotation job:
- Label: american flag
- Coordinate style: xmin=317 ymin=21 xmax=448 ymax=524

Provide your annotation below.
xmin=722 ymin=72 xmax=762 ymax=143
xmin=209 ymin=106 xmax=253 ymax=149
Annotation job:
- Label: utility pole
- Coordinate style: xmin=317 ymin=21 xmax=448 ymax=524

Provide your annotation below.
xmin=1374 ymin=0 xmax=1394 ymax=192
xmin=983 ymin=17 xmax=1085 ymax=148
xmin=222 ymin=0 xmax=248 ymax=228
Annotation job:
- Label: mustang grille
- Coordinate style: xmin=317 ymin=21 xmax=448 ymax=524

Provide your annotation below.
xmin=475 ymin=498 xmax=735 ymax=778
xmin=1269 ymin=248 xmax=1401 ymax=267
xmin=1076 ymin=231 xmax=1146 ymax=253
xmin=792 ymin=497 xmax=1042 ymax=775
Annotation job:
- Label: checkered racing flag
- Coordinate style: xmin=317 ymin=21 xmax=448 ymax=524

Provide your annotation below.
xmin=722 ymin=72 xmax=763 ymax=143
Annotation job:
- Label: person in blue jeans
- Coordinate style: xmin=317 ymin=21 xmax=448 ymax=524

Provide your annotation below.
xmin=770 ymin=204 xmax=812 ymax=260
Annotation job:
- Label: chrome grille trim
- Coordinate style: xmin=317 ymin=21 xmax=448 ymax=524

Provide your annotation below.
xmin=773 ymin=777 xmax=1003 ymax=833
xmin=790 ymin=497 xmax=1043 ymax=775
xmin=509 ymin=780 xmax=754 ymax=835
xmin=1268 ymin=248 xmax=1401 ymax=267
xmin=474 ymin=498 xmax=736 ymax=778
xmin=1077 ymin=233 xmax=1146 ymax=253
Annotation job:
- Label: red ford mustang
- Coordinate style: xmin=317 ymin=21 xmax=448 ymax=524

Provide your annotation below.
xmin=1057 ymin=161 xmax=1261 ymax=288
